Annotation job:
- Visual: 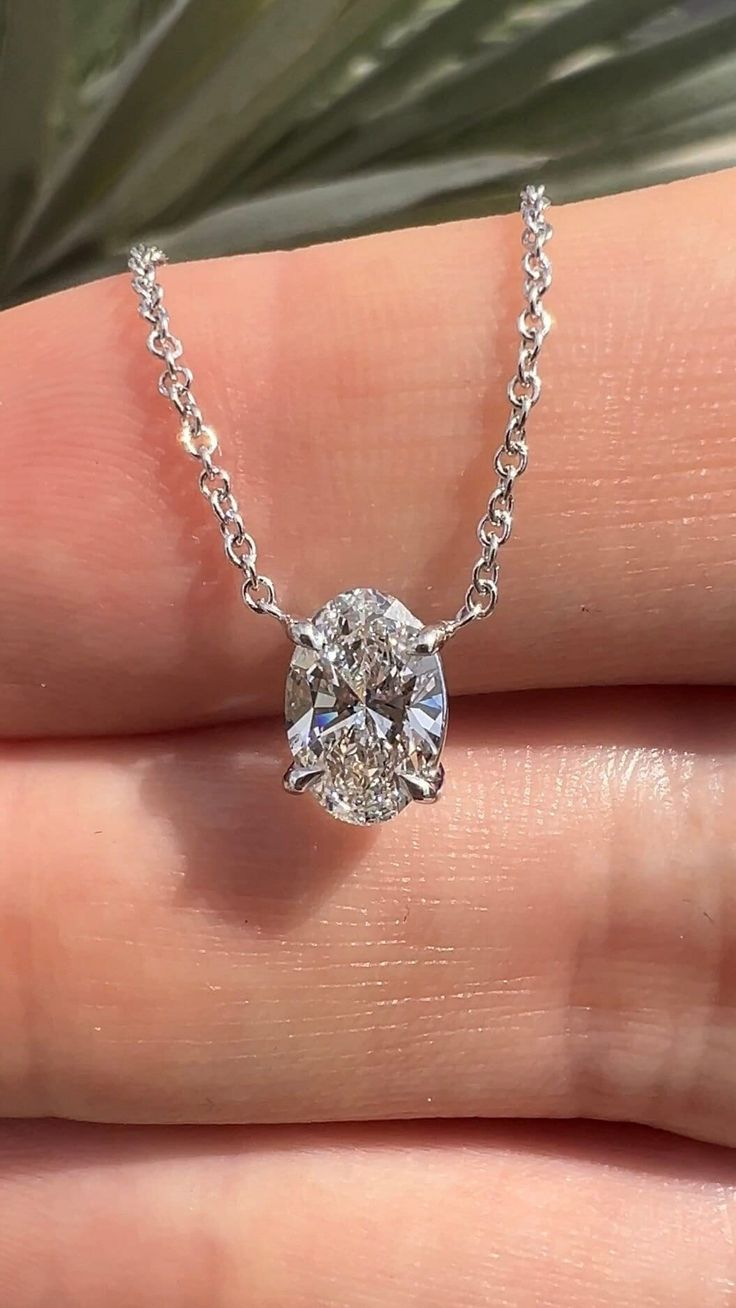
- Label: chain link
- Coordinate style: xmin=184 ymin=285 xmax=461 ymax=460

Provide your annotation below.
xmin=451 ymin=184 xmax=552 ymax=631
xmin=128 ymin=185 xmax=551 ymax=643
xmin=127 ymin=243 xmax=288 ymax=625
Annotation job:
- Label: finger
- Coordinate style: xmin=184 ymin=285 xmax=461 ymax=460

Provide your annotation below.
xmin=1 ymin=169 xmax=735 ymax=737
xmin=0 ymin=1120 xmax=733 ymax=1308
xmin=0 ymin=690 xmax=735 ymax=1144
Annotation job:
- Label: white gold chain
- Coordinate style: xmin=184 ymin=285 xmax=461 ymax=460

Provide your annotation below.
xmin=128 ymin=243 xmax=288 ymax=624
xmin=128 ymin=184 xmax=552 ymax=645
xmin=454 ymin=184 xmax=552 ymax=631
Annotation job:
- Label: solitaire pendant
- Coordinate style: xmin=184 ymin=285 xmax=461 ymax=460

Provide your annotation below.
xmin=284 ymin=588 xmax=448 ymax=825
xmin=128 ymin=185 xmax=552 ymax=828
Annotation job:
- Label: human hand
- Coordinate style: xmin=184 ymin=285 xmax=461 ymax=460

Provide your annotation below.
xmin=0 ymin=168 xmax=734 ymax=1305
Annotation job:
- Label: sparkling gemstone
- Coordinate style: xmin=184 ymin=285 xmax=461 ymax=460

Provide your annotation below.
xmin=285 ymin=588 xmax=448 ymax=825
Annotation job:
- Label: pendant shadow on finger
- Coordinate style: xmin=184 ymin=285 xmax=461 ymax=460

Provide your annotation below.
xmin=138 ymin=719 xmax=379 ymax=933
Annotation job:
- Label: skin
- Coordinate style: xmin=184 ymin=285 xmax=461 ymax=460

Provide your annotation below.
xmin=0 ymin=167 xmax=734 ymax=1304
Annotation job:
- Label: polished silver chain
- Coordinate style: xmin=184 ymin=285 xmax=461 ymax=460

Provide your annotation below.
xmin=452 ymin=184 xmax=552 ymax=632
xmin=128 ymin=184 xmax=552 ymax=643
xmin=128 ymin=243 xmax=288 ymax=623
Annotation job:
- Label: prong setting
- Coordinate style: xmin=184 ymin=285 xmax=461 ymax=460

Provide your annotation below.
xmin=413 ymin=623 xmax=450 ymax=656
xmin=283 ymin=763 xmax=324 ymax=794
xmin=286 ymin=618 xmax=325 ymax=652
xmin=399 ymin=764 xmax=445 ymax=804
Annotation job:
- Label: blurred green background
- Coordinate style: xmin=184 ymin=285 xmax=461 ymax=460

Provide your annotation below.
xmin=1 ymin=0 xmax=735 ymax=307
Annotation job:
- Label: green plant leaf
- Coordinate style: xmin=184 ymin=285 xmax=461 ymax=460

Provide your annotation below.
xmin=234 ymin=0 xmax=520 ymax=191
xmin=6 ymin=0 xmax=420 ymax=289
xmin=164 ymin=0 xmax=424 ymax=211
xmin=7 ymin=0 xmax=266 ymax=277
xmin=0 ymin=0 xmax=67 ymax=254
xmin=255 ymin=0 xmax=678 ymax=185
xmin=2 ymin=0 xmax=736 ymax=310
xmin=392 ymin=8 xmax=736 ymax=160
xmin=330 ymin=0 xmax=683 ymax=178
xmin=152 ymin=149 xmax=545 ymax=257
xmin=56 ymin=0 xmax=170 ymax=147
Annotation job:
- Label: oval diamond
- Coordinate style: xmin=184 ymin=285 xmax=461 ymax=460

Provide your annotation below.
xmin=285 ymin=588 xmax=448 ymax=825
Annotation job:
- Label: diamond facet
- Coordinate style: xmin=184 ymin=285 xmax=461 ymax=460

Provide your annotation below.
xmin=284 ymin=588 xmax=448 ymax=825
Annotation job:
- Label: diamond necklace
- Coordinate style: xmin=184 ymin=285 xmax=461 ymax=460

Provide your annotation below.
xmin=128 ymin=186 xmax=552 ymax=826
